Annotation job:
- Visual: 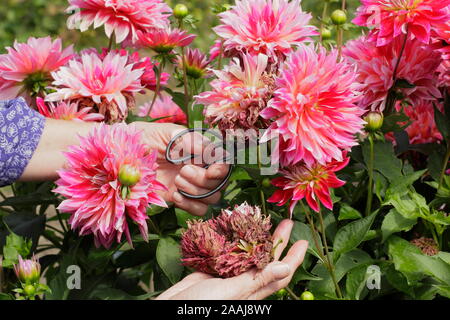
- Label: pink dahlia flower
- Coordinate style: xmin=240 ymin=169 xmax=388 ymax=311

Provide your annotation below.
xmin=344 ymin=36 xmax=442 ymax=111
xmin=353 ymin=0 xmax=450 ymax=46
xmin=178 ymin=48 xmax=211 ymax=80
xmin=214 ymin=0 xmax=317 ymax=59
xmin=268 ymin=157 xmax=349 ymax=215
xmin=439 ymin=59 xmax=450 ymax=90
xmin=137 ymin=28 xmax=196 ymax=54
xmin=0 ymin=37 xmax=74 ymax=100
xmin=138 ymin=93 xmax=187 ymax=125
xmin=46 ymin=51 xmax=144 ymax=123
xmin=14 ymin=255 xmax=41 ymax=284
xmin=54 ymin=124 xmax=167 ymax=248
xmin=66 ymin=0 xmax=172 ymax=44
xmin=36 ymin=97 xmax=104 ymax=122
xmin=196 ymin=53 xmax=274 ymax=131
xmin=181 ymin=202 xmax=273 ymax=278
xmin=261 ymin=45 xmax=364 ymax=167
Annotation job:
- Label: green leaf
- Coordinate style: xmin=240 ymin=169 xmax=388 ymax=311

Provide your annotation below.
xmin=434 ymin=285 xmax=450 ymax=299
xmin=156 ymin=237 xmax=184 ymax=284
xmin=345 ymin=265 xmax=370 ymax=300
xmin=434 ymin=105 xmax=450 ymax=142
xmin=381 ymin=209 xmax=417 ymax=243
xmin=91 ymin=285 xmax=161 ymax=300
xmin=175 ymin=208 xmax=201 ymax=229
xmin=382 ymin=263 xmax=415 ymax=297
xmin=387 ymin=170 xmax=426 ymax=194
xmin=381 ymin=113 xmax=410 ymax=134
xmin=437 ymin=252 xmax=450 ymax=265
xmin=363 ymin=141 xmax=403 ymax=182
xmin=338 ymin=204 xmax=362 ymax=221
xmin=1 ymin=231 xmax=32 ymax=268
xmin=333 ymin=212 xmax=377 ymax=261
xmin=410 ymin=253 xmax=450 ymax=284
xmin=290 ymin=221 xmax=322 ymax=260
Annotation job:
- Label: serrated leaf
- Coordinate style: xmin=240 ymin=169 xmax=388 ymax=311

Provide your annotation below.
xmin=156 ymin=237 xmax=184 ymax=285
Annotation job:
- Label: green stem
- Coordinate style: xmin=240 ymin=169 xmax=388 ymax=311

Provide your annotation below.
xmin=178 ymin=19 xmax=191 ymax=126
xmin=438 ymin=146 xmax=450 ymax=190
xmin=319 ymin=1 xmax=329 ymax=43
xmin=285 ymin=287 xmax=300 ymax=300
xmin=304 ymin=206 xmax=326 ymax=264
xmin=148 ymin=218 xmax=161 ymax=236
xmin=108 ymin=35 xmax=114 ymax=51
xmin=365 ymin=133 xmax=375 ymax=216
xmin=257 ymin=144 xmax=268 ymax=216
xmin=147 ymin=60 xmax=164 ymax=116
xmin=317 ymin=206 xmax=343 ymax=299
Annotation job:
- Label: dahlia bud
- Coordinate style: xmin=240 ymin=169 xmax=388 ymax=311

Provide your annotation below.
xmin=181 ymin=202 xmax=273 ymax=278
xmin=300 ymin=291 xmax=315 ymax=300
xmin=262 ymin=178 xmax=272 ymax=188
xmin=331 ymin=10 xmax=347 ymax=25
xmin=23 ymin=284 xmax=36 ymax=297
xmin=174 ymin=4 xmax=189 ymax=19
xmin=13 ymin=255 xmax=41 ymax=284
xmin=364 ymin=112 xmax=384 ymax=132
xmin=118 ymin=164 xmax=141 ymax=187
xmin=320 ymin=28 xmax=332 ymax=40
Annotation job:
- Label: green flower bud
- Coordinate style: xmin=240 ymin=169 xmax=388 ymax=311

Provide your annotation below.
xmin=174 ymin=4 xmax=189 ymax=19
xmin=23 ymin=284 xmax=36 ymax=297
xmin=320 ymin=28 xmax=332 ymax=40
xmin=262 ymin=178 xmax=272 ymax=188
xmin=275 ymin=288 xmax=288 ymax=298
xmin=300 ymin=290 xmax=315 ymax=300
xmin=331 ymin=10 xmax=347 ymax=25
xmin=364 ymin=112 xmax=384 ymax=132
xmin=119 ymin=165 xmax=141 ymax=187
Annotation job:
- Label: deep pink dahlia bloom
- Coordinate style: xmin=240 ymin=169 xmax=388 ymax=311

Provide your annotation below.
xmin=344 ymin=36 xmax=442 ymax=111
xmin=268 ymin=157 xmax=349 ymax=215
xmin=353 ymin=0 xmax=450 ymax=46
xmin=138 ymin=93 xmax=187 ymax=125
xmin=178 ymin=48 xmax=211 ymax=80
xmin=46 ymin=51 xmax=144 ymax=123
xmin=214 ymin=0 xmax=317 ymax=59
xmin=137 ymin=28 xmax=196 ymax=53
xmin=261 ymin=45 xmax=364 ymax=167
xmin=36 ymin=97 xmax=104 ymax=122
xmin=196 ymin=53 xmax=274 ymax=131
xmin=181 ymin=202 xmax=273 ymax=278
xmin=54 ymin=124 xmax=167 ymax=248
xmin=67 ymin=0 xmax=172 ymax=44
xmin=0 ymin=37 xmax=74 ymax=100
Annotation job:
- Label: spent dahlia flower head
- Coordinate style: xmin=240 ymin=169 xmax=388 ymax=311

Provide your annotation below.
xmin=261 ymin=44 xmax=364 ymax=167
xmin=137 ymin=28 xmax=196 ymax=54
xmin=214 ymin=0 xmax=317 ymax=60
xmin=66 ymin=0 xmax=172 ymax=44
xmin=268 ymin=157 xmax=349 ymax=215
xmin=344 ymin=35 xmax=442 ymax=111
xmin=46 ymin=51 xmax=144 ymax=123
xmin=181 ymin=202 xmax=273 ymax=278
xmin=36 ymin=97 xmax=104 ymax=122
xmin=138 ymin=92 xmax=187 ymax=125
xmin=353 ymin=0 xmax=450 ymax=47
xmin=14 ymin=255 xmax=41 ymax=284
xmin=0 ymin=37 xmax=74 ymax=101
xmin=54 ymin=123 xmax=167 ymax=248
xmin=196 ymin=53 xmax=274 ymax=132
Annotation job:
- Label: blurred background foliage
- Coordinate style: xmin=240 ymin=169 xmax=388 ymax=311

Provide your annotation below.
xmin=0 ymin=0 xmax=364 ymax=53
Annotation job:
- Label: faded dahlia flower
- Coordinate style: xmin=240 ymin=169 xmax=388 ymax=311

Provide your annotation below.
xmin=138 ymin=93 xmax=187 ymax=124
xmin=137 ymin=28 xmax=196 ymax=54
xmin=196 ymin=53 xmax=273 ymax=132
xmin=353 ymin=0 xmax=450 ymax=46
xmin=66 ymin=0 xmax=172 ymax=44
xmin=410 ymin=237 xmax=439 ymax=256
xmin=14 ymin=255 xmax=41 ymax=284
xmin=36 ymin=97 xmax=104 ymax=122
xmin=54 ymin=124 xmax=167 ymax=248
xmin=181 ymin=202 xmax=273 ymax=278
xmin=344 ymin=36 xmax=442 ymax=111
xmin=46 ymin=51 xmax=144 ymax=123
xmin=214 ymin=0 xmax=317 ymax=60
xmin=261 ymin=45 xmax=364 ymax=167
xmin=178 ymin=48 xmax=211 ymax=80
xmin=0 ymin=37 xmax=74 ymax=100
xmin=268 ymin=157 xmax=349 ymax=215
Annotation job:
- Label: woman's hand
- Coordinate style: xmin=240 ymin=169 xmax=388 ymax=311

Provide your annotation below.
xmin=156 ymin=219 xmax=308 ymax=300
xmin=134 ymin=122 xmax=229 ymax=216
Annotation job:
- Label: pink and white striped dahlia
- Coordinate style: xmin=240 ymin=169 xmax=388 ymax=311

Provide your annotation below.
xmin=137 ymin=28 xmax=196 ymax=54
xmin=181 ymin=202 xmax=273 ymax=278
xmin=439 ymin=59 xmax=450 ymax=90
xmin=214 ymin=0 xmax=317 ymax=59
xmin=261 ymin=45 xmax=364 ymax=167
xmin=54 ymin=124 xmax=167 ymax=248
xmin=46 ymin=51 xmax=144 ymax=123
xmin=36 ymin=97 xmax=104 ymax=122
xmin=268 ymin=157 xmax=349 ymax=215
xmin=0 ymin=37 xmax=74 ymax=100
xmin=344 ymin=36 xmax=442 ymax=111
xmin=138 ymin=93 xmax=187 ymax=125
xmin=66 ymin=0 xmax=172 ymax=44
xmin=196 ymin=53 xmax=273 ymax=131
xmin=353 ymin=0 xmax=450 ymax=46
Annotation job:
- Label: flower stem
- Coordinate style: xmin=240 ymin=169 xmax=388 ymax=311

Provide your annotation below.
xmin=285 ymin=287 xmax=300 ymax=300
xmin=147 ymin=62 xmax=164 ymax=116
xmin=365 ymin=133 xmax=375 ymax=216
xmin=257 ymin=144 xmax=268 ymax=216
xmin=319 ymin=1 xmax=329 ymax=43
xmin=178 ymin=19 xmax=191 ymax=127
xmin=317 ymin=206 xmax=343 ymax=299
xmin=438 ymin=146 xmax=450 ymax=190
xmin=108 ymin=35 xmax=114 ymax=51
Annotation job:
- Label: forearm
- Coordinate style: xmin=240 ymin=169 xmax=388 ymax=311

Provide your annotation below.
xmin=19 ymin=119 xmax=97 ymax=182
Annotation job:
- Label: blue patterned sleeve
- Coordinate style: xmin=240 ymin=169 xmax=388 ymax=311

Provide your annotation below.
xmin=0 ymin=98 xmax=46 ymax=187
